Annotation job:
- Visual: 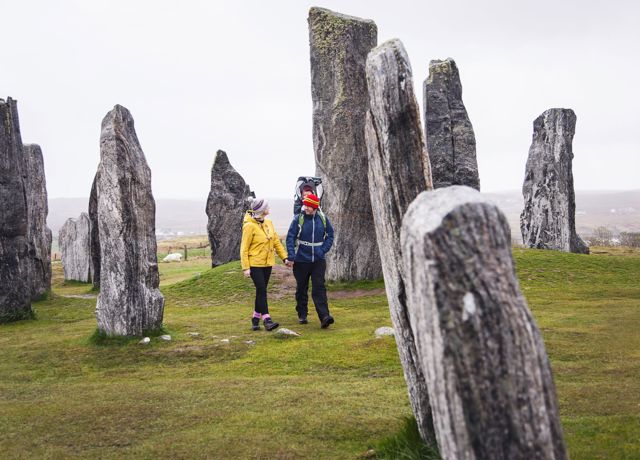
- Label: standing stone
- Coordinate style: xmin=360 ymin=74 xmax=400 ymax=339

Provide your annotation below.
xmin=95 ymin=105 xmax=164 ymax=336
xmin=24 ymin=144 xmax=52 ymax=299
xmin=365 ymin=39 xmax=435 ymax=442
xmin=58 ymin=213 xmax=92 ymax=283
xmin=402 ymin=186 xmax=567 ymax=460
xmin=309 ymin=7 xmax=381 ymax=281
xmin=205 ymin=150 xmax=252 ymax=267
xmin=0 ymin=97 xmax=32 ymax=322
xmin=520 ymin=109 xmax=588 ymax=254
xmin=88 ymin=173 xmax=100 ymax=289
xmin=424 ymin=58 xmax=480 ymax=190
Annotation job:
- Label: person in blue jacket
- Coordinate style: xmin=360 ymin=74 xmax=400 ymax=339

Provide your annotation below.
xmin=285 ymin=193 xmax=335 ymax=328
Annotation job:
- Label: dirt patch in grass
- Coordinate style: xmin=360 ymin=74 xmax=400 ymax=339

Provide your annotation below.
xmin=270 ymin=264 xmax=297 ymax=300
xmin=61 ymin=294 xmax=98 ymax=299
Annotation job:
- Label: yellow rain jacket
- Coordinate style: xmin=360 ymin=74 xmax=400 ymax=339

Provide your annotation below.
xmin=240 ymin=212 xmax=288 ymax=270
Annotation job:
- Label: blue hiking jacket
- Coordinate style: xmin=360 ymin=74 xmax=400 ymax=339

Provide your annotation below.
xmin=286 ymin=212 xmax=334 ymax=263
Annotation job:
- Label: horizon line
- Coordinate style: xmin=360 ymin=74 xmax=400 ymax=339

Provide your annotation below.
xmin=48 ymin=188 xmax=640 ymax=201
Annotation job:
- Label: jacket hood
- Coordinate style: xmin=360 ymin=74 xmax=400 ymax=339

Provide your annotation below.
xmin=244 ymin=212 xmax=270 ymax=225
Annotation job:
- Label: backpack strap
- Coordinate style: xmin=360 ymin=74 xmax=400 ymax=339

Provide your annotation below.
xmin=317 ymin=209 xmax=327 ymax=239
xmin=295 ymin=213 xmax=304 ymax=253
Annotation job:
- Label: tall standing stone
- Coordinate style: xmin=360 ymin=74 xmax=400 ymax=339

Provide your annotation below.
xmin=520 ymin=108 xmax=588 ymax=254
xmin=424 ymin=58 xmax=480 ymax=190
xmin=365 ymin=39 xmax=435 ymax=442
xmin=24 ymin=144 xmax=52 ymax=299
xmin=205 ymin=150 xmax=252 ymax=267
xmin=58 ymin=213 xmax=93 ymax=283
xmin=402 ymin=186 xmax=567 ymax=460
xmin=88 ymin=173 xmax=100 ymax=289
xmin=95 ymin=105 xmax=164 ymax=336
xmin=0 ymin=97 xmax=32 ymax=322
xmin=309 ymin=7 xmax=381 ymax=281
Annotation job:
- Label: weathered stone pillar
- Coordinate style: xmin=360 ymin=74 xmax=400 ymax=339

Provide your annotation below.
xmin=24 ymin=144 xmax=52 ymax=299
xmin=205 ymin=150 xmax=252 ymax=267
xmin=0 ymin=97 xmax=32 ymax=322
xmin=88 ymin=173 xmax=100 ymax=289
xmin=424 ymin=58 xmax=480 ymax=190
xmin=520 ymin=108 xmax=588 ymax=254
xmin=59 ymin=213 xmax=93 ymax=283
xmin=402 ymin=186 xmax=567 ymax=460
xmin=95 ymin=105 xmax=164 ymax=336
xmin=365 ymin=38 xmax=434 ymax=442
xmin=308 ymin=7 xmax=381 ymax=281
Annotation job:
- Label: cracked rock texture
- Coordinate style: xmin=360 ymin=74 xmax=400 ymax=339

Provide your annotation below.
xmin=402 ymin=186 xmax=567 ymax=460
xmin=424 ymin=58 xmax=479 ymax=190
xmin=88 ymin=173 xmax=100 ymax=289
xmin=520 ymin=108 xmax=588 ymax=254
xmin=95 ymin=105 xmax=164 ymax=336
xmin=0 ymin=97 xmax=32 ymax=322
xmin=309 ymin=7 xmax=381 ymax=281
xmin=365 ymin=38 xmax=434 ymax=443
xmin=59 ymin=213 xmax=92 ymax=283
xmin=205 ymin=150 xmax=252 ymax=267
xmin=24 ymin=144 xmax=52 ymax=299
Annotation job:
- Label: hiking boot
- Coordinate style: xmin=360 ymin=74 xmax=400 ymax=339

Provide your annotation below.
xmin=298 ymin=317 xmax=308 ymax=324
xmin=320 ymin=316 xmax=335 ymax=329
xmin=264 ymin=317 xmax=280 ymax=331
xmin=251 ymin=317 xmax=261 ymax=331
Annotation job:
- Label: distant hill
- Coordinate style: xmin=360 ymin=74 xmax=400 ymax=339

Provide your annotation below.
xmin=484 ymin=190 xmax=640 ymax=243
xmin=48 ymin=190 xmax=639 ymax=242
xmin=48 ymin=198 xmax=210 ymax=238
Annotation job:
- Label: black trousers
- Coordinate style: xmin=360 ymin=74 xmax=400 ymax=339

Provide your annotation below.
xmin=250 ymin=266 xmax=272 ymax=315
xmin=293 ymin=259 xmax=330 ymax=320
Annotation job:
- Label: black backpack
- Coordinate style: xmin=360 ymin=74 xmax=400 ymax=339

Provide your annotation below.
xmin=293 ymin=176 xmax=324 ymax=215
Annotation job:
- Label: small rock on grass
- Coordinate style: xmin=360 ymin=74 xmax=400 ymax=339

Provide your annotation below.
xmin=139 ymin=337 xmax=151 ymax=345
xmin=187 ymin=332 xmax=200 ymax=337
xmin=244 ymin=340 xmax=256 ymax=345
xmin=374 ymin=327 xmax=395 ymax=338
xmin=160 ymin=334 xmax=171 ymax=341
xmin=276 ymin=328 xmax=301 ymax=337
xmin=220 ymin=339 xmax=230 ymax=343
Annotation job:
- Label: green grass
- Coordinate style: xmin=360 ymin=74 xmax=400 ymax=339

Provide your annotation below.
xmin=511 ymin=247 xmax=640 ymax=459
xmin=0 ymin=247 xmax=638 ymax=459
xmin=373 ymin=416 xmax=440 ymax=459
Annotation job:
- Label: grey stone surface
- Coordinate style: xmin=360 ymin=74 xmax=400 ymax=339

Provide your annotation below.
xmin=424 ymin=58 xmax=479 ymax=190
xmin=275 ymin=328 xmax=301 ymax=337
xmin=308 ymin=7 xmax=381 ymax=281
xmin=24 ymin=144 xmax=52 ymax=300
xmin=402 ymin=186 xmax=567 ymax=460
xmin=88 ymin=173 xmax=100 ymax=289
xmin=0 ymin=97 xmax=32 ymax=322
xmin=59 ymin=213 xmax=92 ymax=283
xmin=205 ymin=150 xmax=252 ymax=267
xmin=520 ymin=108 xmax=589 ymax=254
xmin=365 ymin=38 xmax=435 ymax=443
xmin=95 ymin=105 xmax=164 ymax=336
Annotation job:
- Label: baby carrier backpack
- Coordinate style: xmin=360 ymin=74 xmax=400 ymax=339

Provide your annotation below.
xmin=292 ymin=176 xmax=324 ymax=215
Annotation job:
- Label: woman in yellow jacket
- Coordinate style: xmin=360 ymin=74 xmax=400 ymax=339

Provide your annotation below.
xmin=240 ymin=198 xmax=290 ymax=331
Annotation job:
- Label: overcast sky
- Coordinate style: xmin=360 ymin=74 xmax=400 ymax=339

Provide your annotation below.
xmin=3 ymin=0 xmax=638 ymax=200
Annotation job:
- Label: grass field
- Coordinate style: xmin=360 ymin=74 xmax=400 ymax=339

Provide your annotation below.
xmin=0 ymin=246 xmax=638 ymax=459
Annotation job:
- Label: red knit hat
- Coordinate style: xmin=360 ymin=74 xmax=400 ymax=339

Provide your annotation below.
xmin=302 ymin=193 xmax=320 ymax=209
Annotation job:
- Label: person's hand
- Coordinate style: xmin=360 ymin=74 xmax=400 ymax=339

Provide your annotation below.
xmin=243 ymin=269 xmax=251 ymax=278
xmin=285 ymin=260 xmax=294 ymax=268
